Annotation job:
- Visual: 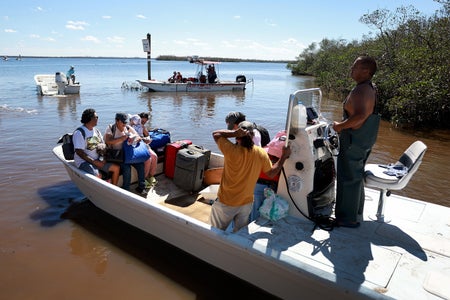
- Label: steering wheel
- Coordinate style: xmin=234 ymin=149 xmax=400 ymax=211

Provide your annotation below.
xmin=323 ymin=124 xmax=340 ymax=156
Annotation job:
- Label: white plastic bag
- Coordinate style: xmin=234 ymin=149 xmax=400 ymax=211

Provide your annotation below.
xmin=259 ymin=188 xmax=289 ymax=221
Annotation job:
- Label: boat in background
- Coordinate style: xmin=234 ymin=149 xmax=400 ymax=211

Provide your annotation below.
xmin=34 ymin=72 xmax=80 ymax=96
xmin=137 ymin=56 xmax=249 ymax=92
xmin=53 ymin=88 xmax=449 ymax=299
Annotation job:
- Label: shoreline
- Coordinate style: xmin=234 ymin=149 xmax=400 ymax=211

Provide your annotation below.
xmin=1 ymin=55 xmax=294 ymax=64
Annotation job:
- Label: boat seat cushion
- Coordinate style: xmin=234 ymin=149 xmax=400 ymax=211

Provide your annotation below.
xmin=365 ymin=141 xmax=427 ymax=191
xmin=365 ymin=164 xmax=406 ymax=185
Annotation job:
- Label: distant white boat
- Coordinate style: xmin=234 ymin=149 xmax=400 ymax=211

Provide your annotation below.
xmin=34 ymin=73 xmax=80 ymax=96
xmin=137 ymin=56 xmax=248 ymax=92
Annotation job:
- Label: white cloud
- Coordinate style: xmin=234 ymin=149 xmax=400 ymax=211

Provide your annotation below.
xmin=66 ymin=21 xmax=89 ymax=30
xmin=30 ymin=34 xmax=40 ymax=38
xmin=5 ymin=29 xmax=17 ymax=33
xmin=81 ymin=35 xmax=100 ymax=43
xmin=36 ymin=6 xmax=43 ymax=11
xmin=102 ymin=16 xmax=112 ymax=19
xmin=43 ymin=37 xmax=56 ymax=42
xmin=136 ymin=14 xmax=146 ymax=19
xmin=107 ymin=36 xmax=125 ymax=44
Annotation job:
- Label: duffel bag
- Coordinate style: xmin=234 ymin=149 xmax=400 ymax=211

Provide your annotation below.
xmin=123 ymin=141 xmax=151 ymax=164
xmin=149 ymin=128 xmax=171 ymax=150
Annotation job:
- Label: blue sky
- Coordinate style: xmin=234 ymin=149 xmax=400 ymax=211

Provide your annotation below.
xmin=1 ymin=0 xmax=443 ymax=60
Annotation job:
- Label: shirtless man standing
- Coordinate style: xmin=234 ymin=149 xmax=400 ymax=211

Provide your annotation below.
xmin=333 ymin=56 xmax=379 ymax=228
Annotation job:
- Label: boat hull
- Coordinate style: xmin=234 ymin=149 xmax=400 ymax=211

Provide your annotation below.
xmin=35 ymin=74 xmax=80 ymax=96
xmin=53 ymin=143 xmax=450 ymax=300
xmin=137 ymin=79 xmax=246 ymax=92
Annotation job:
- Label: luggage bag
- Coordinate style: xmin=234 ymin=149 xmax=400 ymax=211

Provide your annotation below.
xmin=164 ymin=140 xmax=192 ymax=178
xmin=187 ymin=144 xmax=211 ymax=170
xmin=173 ymin=148 xmax=206 ymax=192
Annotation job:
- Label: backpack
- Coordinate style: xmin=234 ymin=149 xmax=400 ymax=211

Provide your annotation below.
xmin=58 ymin=127 xmax=85 ymax=160
xmin=58 ymin=127 xmax=101 ymax=160
xmin=254 ymin=123 xmax=270 ymax=147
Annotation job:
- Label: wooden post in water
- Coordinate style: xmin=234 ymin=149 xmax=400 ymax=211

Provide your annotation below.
xmin=146 ymin=33 xmax=151 ymax=80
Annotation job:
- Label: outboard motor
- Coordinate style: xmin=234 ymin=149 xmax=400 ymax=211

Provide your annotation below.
xmin=236 ymin=75 xmax=246 ymax=83
xmin=55 ymin=72 xmax=67 ymax=95
xmin=277 ymin=88 xmax=338 ymax=220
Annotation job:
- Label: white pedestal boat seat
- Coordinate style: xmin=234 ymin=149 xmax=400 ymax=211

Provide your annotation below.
xmin=364 ymin=141 xmax=427 ymax=222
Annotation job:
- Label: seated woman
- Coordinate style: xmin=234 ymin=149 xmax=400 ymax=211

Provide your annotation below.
xmin=175 ymin=72 xmax=183 ymax=83
xmin=130 ymin=112 xmax=158 ymax=186
xmin=104 ymin=112 xmax=147 ymax=195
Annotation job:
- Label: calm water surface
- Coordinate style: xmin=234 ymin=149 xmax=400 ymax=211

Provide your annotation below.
xmin=1 ymin=58 xmax=449 ymax=299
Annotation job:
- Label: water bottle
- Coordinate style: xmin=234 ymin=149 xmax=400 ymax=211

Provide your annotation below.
xmin=291 ymin=102 xmax=307 ymax=129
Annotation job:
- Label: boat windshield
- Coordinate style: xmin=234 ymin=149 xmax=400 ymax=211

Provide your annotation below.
xmin=284 ymin=88 xmax=325 ymax=145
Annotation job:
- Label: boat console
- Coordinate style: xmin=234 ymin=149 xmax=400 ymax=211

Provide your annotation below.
xmin=277 ymin=88 xmax=339 ymax=221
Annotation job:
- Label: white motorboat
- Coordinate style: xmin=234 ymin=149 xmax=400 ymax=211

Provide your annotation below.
xmin=53 ymin=88 xmax=449 ymax=299
xmin=137 ymin=56 xmax=248 ymax=92
xmin=35 ymin=73 xmax=80 ymax=96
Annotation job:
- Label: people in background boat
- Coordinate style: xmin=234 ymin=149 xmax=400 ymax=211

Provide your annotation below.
xmin=66 ymin=66 xmax=76 ymax=84
xmin=175 ymin=72 xmax=183 ymax=83
xmin=168 ymin=71 xmax=177 ymax=83
xmin=104 ymin=112 xmax=148 ymax=195
xmin=207 ymin=64 xmax=217 ymax=83
xmin=210 ymin=121 xmax=290 ymax=232
xmin=129 ymin=113 xmax=158 ymax=186
xmin=73 ymin=108 xmax=120 ymax=186
xmin=332 ymin=56 xmax=380 ymax=228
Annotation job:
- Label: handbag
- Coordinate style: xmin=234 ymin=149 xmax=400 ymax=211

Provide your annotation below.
xmin=123 ymin=141 xmax=151 ymax=164
xmin=105 ymin=148 xmax=124 ymax=163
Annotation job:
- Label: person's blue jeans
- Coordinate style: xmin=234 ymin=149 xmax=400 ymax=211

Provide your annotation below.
xmin=79 ymin=161 xmax=100 ymax=177
xmin=121 ymin=162 xmax=145 ymax=191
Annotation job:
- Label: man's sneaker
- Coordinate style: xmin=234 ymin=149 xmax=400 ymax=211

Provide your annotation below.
xmin=135 ymin=186 xmax=148 ymax=196
xmin=145 ymin=176 xmax=157 ymax=188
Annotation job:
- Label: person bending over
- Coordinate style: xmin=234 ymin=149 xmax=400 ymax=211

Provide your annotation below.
xmin=210 ymin=121 xmax=290 ymax=232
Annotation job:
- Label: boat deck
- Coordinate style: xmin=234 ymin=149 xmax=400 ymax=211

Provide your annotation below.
xmin=137 ymin=173 xmax=212 ymax=224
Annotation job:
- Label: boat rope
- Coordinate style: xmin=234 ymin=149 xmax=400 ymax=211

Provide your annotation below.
xmin=280 ymin=167 xmax=337 ymax=232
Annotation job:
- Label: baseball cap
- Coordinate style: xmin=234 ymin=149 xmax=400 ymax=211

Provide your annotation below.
xmin=130 ymin=114 xmax=141 ymax=125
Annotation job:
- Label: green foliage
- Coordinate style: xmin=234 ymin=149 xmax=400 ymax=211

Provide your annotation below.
xmin=287 ymin=1 xmax=450 ymax=129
